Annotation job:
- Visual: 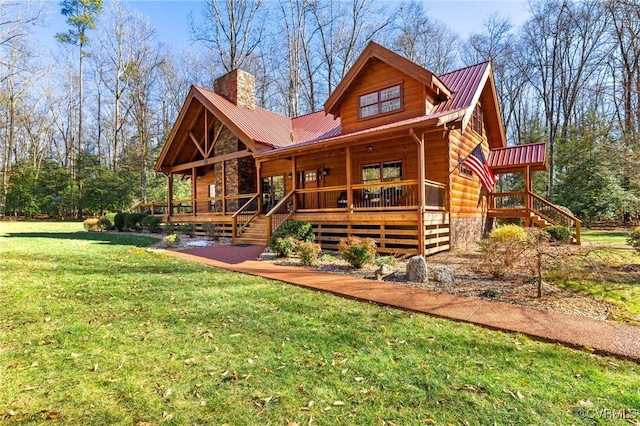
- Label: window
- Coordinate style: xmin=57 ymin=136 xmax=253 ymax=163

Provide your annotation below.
xmin=359 ymin=84 xmax=402 ymax=119
xmin=362 ymin=161 xmax=403 ymax=190
xmin=471 ymin=104 xmax=483 ymax=135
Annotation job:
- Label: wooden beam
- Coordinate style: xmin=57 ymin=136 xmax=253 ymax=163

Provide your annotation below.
xmin=169 ymin=150 xmax=252 ymax=173
xmin=221 ymin=160 xmax=226 ymax=215
xmin=189 ymin=131 xmax=206 ymax=158
xmin=204 ymin=110 xmax=209 ymax=154
xmin=168 ymin=103 xmax=203 ymax=167
xmin=346 ymin=146 xmax=352 ymax=213
xmin=192 ymin=167 xmax=197 ymax=216
xmin=168 ymin=172 xmax=173 ymax=218
xmin=410 ymin=128 xmax=426 ymax=256
xmin=206 ymin=122 xmax=224 ymax=159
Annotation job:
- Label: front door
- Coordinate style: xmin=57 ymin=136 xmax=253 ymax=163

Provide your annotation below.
xmin=302 ymin=170 xmax=319 ymax=209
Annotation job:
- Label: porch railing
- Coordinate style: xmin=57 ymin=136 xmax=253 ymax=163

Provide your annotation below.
xmin=293 ymin=179 xmax=446 ymax=212
xmin=136 ymin=201 xmax=169 ymax=216
xmin=231 ymin=193 xmax=260 ymax=238
xmin=489 ymin=191 xmax=581 ymax=244
xmin=168 ymin=194 xmax=258 ymax=217
xmin=266 ymin=190 xmax=296 ymax=238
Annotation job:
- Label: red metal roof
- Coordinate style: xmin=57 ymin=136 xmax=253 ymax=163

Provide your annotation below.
xmin=488 ymin=142 xmax=547 ymax=172
xmin=433 ymin=62 xmax=490 ymax=113
xmin=292 ymin=111 xmax=341 ymax=144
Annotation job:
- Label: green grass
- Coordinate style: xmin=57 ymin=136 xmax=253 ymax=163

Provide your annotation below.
xmin=581 ymin=229 xmax=632 ymax=245
xmin=1 ymin=222 xmax=639 ymax=425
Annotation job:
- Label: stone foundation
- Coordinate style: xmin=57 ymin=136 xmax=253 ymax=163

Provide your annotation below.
xmin=450 ymin=216 xmax=493 ymax=250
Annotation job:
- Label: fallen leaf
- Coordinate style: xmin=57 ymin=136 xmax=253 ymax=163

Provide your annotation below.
xmin=163 ymin=388 xmax=172 ymax=398
xmin=332 ymin=401 xmax=344 ymax=406
xmin=92 ymin=363 xmax=99 ymax=372
xmin=135 ymin=422 xmax=152 ymax=426
xmin=354 ymin=377 xmax=364 ymax=382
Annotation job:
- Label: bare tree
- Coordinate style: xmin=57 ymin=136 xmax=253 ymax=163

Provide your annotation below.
xmin=189 ymin=0 xmax=266 ymax=73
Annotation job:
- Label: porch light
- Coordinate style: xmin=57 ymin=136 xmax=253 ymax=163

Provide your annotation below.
xmin=367 ymin=145 xmax=373 ymax=153
xmin=321 ymin=168 xmax=329 ymax=176
xmin=287 ymin=173 xmax=293 ymax=180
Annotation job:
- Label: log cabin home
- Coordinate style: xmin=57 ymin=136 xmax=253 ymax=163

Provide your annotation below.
xmin=151 ymin=41 xmax=581 ymax=255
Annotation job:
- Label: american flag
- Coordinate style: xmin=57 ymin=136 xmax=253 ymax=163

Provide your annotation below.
xmin=463 ymin=143 xmax=496 ymax=192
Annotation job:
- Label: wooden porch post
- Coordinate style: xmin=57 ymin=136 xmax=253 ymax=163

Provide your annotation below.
xmin=410 ymin=129 xmax=426 ymax=256
xmin=256 ymin=160 xmax=262 ymax=214
xmin=292 ymin=155 xmax=297 ymax=209
xmin=167 ymin=172 xmax=173 ymax=218
xmin=221 ymin=161 xmax=226 ymax=215
xmin=192 ymin=167 xmax=197 ymax=216
xmin=346 ymin=146 xmax=352 ymax=213
xmin=524 ymin=165 xmax=531 ymax=226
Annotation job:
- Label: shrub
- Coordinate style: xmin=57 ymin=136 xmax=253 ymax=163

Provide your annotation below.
xmin=163 ymin=233 xmax=180 ymax=247
xmin=124 ymin=212 xmax=148 ymax=231
xmin=479 ymin=225 xmax=529 ymax=278
xmin=202 ymin=223 xmax=222 ymax=241
xmin=104 ymin=212 xmax=117 ymax=227
xmin=162 ymin=221 xmax=175 ymax=234
xmin=271 ymin=236 xmax=298 ymax=258
xmin=141 ymin=215 xmax=162 ymax=233
xmin=99 ymin=217 xmax=113 ymax=231
xmin=375 ymin=255 xmax=398 ymax=267
xmin=297 ymin=241 xmax=322 ymax=266
xmin=629 ymin=227 xmax=640 ymax=253
xmin=83 ymin=218 xmax=101 ymax=232
xmin=545 ymin=225 xmax=571 ymax=243
xmin=114 ymin=212 xmax=126 ymax=231
xmin=178 ymin=223 xmax=196 ymax=237
xmin=269 ymin=220 xmax=314 ymax=245
xmin=338 ymin=236 xmax=376 ymax=269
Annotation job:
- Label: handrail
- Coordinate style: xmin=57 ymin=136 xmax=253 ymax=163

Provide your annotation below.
xmin=295 ymin=185 xmax=347 ymax=194
xmin=351 ymin=179 xmax=419 ymax=190
xmin=265 ymin=190 xmax=296 ymax=238
xmin=231 ymin=193 xmax=260 ymax=238
xmin=529 ymin=192 xmax=581 ymax=224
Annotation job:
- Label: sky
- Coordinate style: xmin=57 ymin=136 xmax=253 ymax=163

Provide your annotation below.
xmin=36 ymin=0 xmax=531 ymax=53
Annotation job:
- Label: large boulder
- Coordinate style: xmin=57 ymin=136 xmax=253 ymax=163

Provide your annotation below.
xmin=406 ymin=255 xmax=428 ymax=283
xmin=434 ymin=266 xmax=455 ymax=284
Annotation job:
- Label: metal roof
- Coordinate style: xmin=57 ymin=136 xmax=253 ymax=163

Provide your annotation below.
xmin=488 ymin=142 xmax=547 ymax=173
xmin=433 ymin=62 xmax=490 ymax=113
xmin=291 ymin=111 xmax=341 ymax=144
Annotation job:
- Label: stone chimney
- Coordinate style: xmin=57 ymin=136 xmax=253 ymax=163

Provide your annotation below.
xmin=213 ymin=69 xmax=256 ymax=110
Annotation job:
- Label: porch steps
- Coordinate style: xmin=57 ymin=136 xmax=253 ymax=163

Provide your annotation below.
xmin=530 ymin=212 xmax=579 ymax=244
xmin=235 ymin=215 xmax=269 ymax=245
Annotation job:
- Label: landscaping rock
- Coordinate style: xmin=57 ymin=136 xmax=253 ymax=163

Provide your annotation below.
xmin=375 ymin=264 xmax=395 ymax=281
xmin=406 ymin=256 xmax=428 ymax=283
xmin=434 ymin=266 xmax=455 ymax=284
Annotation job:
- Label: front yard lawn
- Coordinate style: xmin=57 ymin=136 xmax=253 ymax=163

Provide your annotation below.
xmin=1 ymin=222 xmax=638 ymax=425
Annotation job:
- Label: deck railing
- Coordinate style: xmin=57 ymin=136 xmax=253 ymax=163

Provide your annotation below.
xmin=137 ymin=201 xmax=169 ymax=216
xmin=489 ymin=191 xmax=581 ymax=244
xmin=231 ymin=194 xmax=260 ymax=238
xmin=266 ymin=191 xmax=296 ymax=238
xmin=293 ymin=179 xmax=446 ymax=212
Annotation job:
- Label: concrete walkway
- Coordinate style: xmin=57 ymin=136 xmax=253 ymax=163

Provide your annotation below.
xmin=163 ymin=245 xmax=640 ymax=362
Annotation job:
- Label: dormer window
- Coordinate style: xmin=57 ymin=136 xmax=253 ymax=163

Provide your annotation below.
xmin=359 ymin=84 xmax=402 ymax=119
xmin=472 ymin=104 xmax=483 ymax=135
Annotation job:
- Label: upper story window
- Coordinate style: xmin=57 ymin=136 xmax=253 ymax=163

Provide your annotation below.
xmin=359 ymin=84 xmax=402 ymax=119
xmin=471 ymin=104 xmax=484 ymax=135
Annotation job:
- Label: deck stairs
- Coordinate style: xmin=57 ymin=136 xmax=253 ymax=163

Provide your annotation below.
xmin=529 ymin=211 xmax=579 ymax=244
xmin=234 ymin=214 xmax=269 ymax=245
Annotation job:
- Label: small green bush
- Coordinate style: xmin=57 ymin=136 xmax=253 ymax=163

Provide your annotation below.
xmin=124 ymin=212 xmax=148 ymax=231
xmin=375 ymin=255 xmax=398 ymax=267
xmin=163 ymin=233 xmax=180 ymax=247
xmin=545 ymin=225 xmax=571 ymax=243
xmin=162 ymin=221 xmax=174 ymax=234
xmin=114 ymin=212 xmax=126 ymax=231
xmin=479 ymin=225 xmax=529 ymax=278
xmin=297 ymin=241 xmax=322 ymax=266
xmin=83 ymin=218 xmax=101 ymax=232
xmin=202 ymin=223 xmax=222 ymax=241
xmin=628 ymin=227 xmax=640 ymax=253
xmin=141 ymin=215 xmax=162 ymax=233
xmin=271 ymin=236 xmax=298 ymax=258
xmin=338 ymin=236 xmax=376 ymax=269
xmin=178 ymin=223 xmax=196 ymax=237
xmin=99 ymin=217 xmax=113 ymax=231
xmin=269 ymin=220 xmax=314 ymax=245
xmin=104 ymin=212 xmax=117 ymax=227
